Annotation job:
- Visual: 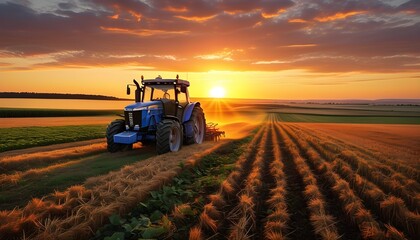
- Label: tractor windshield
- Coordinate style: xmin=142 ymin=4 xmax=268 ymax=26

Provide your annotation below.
xmin=143 ymin=85 xmax=176 ymax=102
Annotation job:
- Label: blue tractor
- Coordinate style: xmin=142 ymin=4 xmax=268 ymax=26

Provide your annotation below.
xmin=106 ymin=75 xmax=206 ymax=154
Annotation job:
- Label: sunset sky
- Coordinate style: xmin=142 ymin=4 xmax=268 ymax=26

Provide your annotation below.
xmin=0 ymin=0 xmax=419 ymax=99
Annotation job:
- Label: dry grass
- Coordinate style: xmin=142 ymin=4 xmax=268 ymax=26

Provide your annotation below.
xmin=228 ymin=216 xmax=252 ymax=240
xmin=226 ymin=126 xmax=270 ymax=238
xmin=277 ymin=124 xmax=340 ymax=240
xmin=283 ymin=123 xmax=413 ymax=240
xmin=199 ymin=211 xmax=218 ymax=232
xmin=172 ymin=203 xmax=192 ymax=220
xmin=0 ymin=143 xmax=106 ymax=173
xmin=188 ymin=126 xmax=267 ymax=239
xmin=0 ymin=142 xmax=223 ymax=240
xmin=188 ymin=226 xmax=204 ymax=240
xmin=264 ymin=124 xmax=289 ymax=240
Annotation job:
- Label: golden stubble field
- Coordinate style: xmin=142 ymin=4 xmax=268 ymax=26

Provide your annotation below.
xmin=0 ymin=109 xmax=419 ymax=240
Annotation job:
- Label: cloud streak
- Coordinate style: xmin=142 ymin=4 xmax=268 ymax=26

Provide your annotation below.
xmin=0 ymin=0 xmax=419 ymax=73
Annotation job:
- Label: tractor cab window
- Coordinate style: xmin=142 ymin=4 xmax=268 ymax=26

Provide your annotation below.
xmin=143 ymin=85 xmax=175 ymax=102
xmin=177 ymin=86 xmax=187 ymax=104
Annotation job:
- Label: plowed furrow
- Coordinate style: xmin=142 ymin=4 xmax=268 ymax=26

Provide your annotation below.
xmin=290 ymin=123 xmax=420 ymax=183
xmin=275 ymin=123 xmax=316 ymax=240
xmin=255 ymin=124 xmax=276 ymax=238
xmin=279 ymin=123 xmax=362 ymax=240
xmin=285 ymin=123 xmax=419 ymax=239
xmin=288 ymin=124 xmax=420 ymax=212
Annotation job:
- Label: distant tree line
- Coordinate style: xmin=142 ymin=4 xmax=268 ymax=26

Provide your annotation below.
xmin=0 ymin=92 xmax=130 ymax=101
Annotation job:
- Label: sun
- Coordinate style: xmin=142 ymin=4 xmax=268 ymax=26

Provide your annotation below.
xmin=209 ymin=86 xmax=226 ymax=98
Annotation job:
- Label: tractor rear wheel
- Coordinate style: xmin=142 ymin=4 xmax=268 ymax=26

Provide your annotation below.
xmin=106 ymin=119 xmax=132 ymax=152
xmin=186 ymin=106 xmax=206 ymax=145
xmin=156 ymin=119 xmax=182 ymax=154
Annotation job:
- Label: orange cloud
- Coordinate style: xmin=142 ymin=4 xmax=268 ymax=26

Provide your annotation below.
xmin=283 ymin=44 xmax=317 ymax=48
xmin=175 ymin=15 xmax=216 ymax=22
xmin=262 ymin=9 xmax=285 ymax=19
xmin=109 ymin=14 xmax=119 ymax=20
xmin=1 ymin=1 xmax=420 ymax=75
xmin=315 ymin=11 xmax=366 ymax=22
xmin=288 ymin=19 xmax=307 ymax=23
xmin=164 ymin=6 xmax=188 ymax=13
xmin=100 ymin=27 xmax=188 ymax=36
xmin=128 ymin=11 xmax=142 ymax=22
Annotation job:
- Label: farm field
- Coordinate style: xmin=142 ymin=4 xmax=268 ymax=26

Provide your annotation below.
xmin=0 ymin=113 xmax=419 ymax=240
xmin=0 ymin=125 xmax=107 ymax=152
xmin=2 ymin=1 xmax=420 ymax=239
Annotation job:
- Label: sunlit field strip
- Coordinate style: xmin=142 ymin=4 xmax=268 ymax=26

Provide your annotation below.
xmin=293 ymin=122 xmax=420 ymax=178
xmin=0 ymin=143 xmax=106 ymax=174
xmin=289 ymin=121 xmax=419 ymax=181
xmin=0 ymin=158 xmax=85 ymax=185
xmin=281 ymin=123 xmax=417 ymax=239
xmin=286 ymin=123 xmax=420 ymax=212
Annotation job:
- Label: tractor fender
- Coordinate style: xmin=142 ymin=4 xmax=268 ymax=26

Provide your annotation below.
xmin=182 ymin=102 xmax=200 ymax=123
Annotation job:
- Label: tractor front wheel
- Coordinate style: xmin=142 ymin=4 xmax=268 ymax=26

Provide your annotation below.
xmin=156 ymin=119 xmax=182 ymax=154
xmin=106 ymin=119 xmax=132 ymax=152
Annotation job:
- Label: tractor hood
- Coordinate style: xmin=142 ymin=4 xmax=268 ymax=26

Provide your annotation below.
xmin=124 ymin=101 xmax=161 ymax=111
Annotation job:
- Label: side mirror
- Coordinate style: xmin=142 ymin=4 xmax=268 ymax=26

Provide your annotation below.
xmin=126 ymin=85 xmax=131 ymax=95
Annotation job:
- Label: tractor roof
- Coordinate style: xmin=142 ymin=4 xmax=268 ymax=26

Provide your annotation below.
xmin=142 ymin=78 xmax=190 ymax=87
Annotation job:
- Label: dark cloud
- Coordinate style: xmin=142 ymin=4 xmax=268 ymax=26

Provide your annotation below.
xmin=398 ymin=0 xmax=420 ymax=13
xmin=0 ymin=0 xmax=419 ymax=73
xmin=58 ymin=1 xmax=77 ymax=10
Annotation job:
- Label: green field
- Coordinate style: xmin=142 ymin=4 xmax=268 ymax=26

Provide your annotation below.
xmin=0 ymin=125 xmax=107 ymax=152
xmin=0 ymin=108 xmax=122 ymax=118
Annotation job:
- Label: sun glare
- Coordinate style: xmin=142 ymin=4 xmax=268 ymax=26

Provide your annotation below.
xmin=209 ymin=86 xmax=226 ymax=98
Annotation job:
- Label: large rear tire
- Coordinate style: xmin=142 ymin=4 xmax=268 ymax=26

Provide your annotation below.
xmin=156 ymin=119 xmax=182 ymax=154
xmin=106 ymin=119 xmax=132 ymax=152
xmin=186 ymin=106 xmax=206 ymax=145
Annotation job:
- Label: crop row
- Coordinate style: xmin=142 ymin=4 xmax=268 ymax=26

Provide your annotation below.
xmin=189 ymin=125 xmax=267 ymax=239
xmin=281 ymin=122 xmax=419 ymax=239
xmin=279 ymin=123 xmax=393 ymax=239
xmin=188 ymin=118 xmax=418 ymax=240
xmin=275 ymin=124 xmax=340 ymax=240
xmin=291 ymin=122 xmax=419 ymax=183
xmin=289 ymin=125 xmax=419 ymax=213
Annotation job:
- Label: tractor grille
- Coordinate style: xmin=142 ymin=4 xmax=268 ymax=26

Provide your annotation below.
xmin=124 ymin=110 xmax=142 ymax=129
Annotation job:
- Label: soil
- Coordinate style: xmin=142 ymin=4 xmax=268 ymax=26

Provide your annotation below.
xmin=296 ymin=123 xmax=420 ymax=166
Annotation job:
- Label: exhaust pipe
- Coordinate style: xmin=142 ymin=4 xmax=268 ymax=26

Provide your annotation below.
xmin=133 ymin=79 xmax=141 ymax=102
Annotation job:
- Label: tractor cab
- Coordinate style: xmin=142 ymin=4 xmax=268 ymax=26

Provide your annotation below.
xmin=141 ymin=76 xmax=190 ymax=119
